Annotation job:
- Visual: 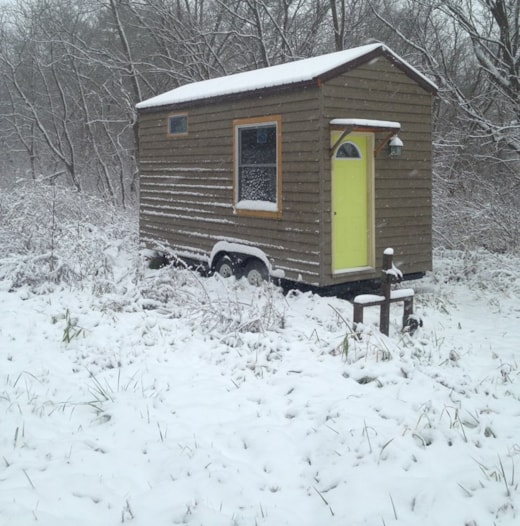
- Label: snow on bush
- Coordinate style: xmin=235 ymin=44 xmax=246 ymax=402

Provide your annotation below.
xmin=0 ymin=179 xmax=136 ymax=292
xmin=0 ymin=179 xmax=286 ymax=336
xmin=430 ymin=248 xmax=520 ymax=296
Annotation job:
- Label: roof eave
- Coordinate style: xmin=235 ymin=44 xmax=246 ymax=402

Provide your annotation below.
xmin=136 ymin=78 xmax=322 ymax=114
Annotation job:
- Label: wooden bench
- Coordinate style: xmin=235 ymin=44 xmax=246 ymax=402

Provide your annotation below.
xmin=353 ymin=288 xmax=414 ymax=335
xmin=352 ymin=248 xmax=417 ymax=336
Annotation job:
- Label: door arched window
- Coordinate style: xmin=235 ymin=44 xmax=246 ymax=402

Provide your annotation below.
xmin=336 ymin=141 xmax=361 ymax=159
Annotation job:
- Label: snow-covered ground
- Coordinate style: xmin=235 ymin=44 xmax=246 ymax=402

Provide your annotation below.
xmin=1 ymin=184 xmax=519 ymax=525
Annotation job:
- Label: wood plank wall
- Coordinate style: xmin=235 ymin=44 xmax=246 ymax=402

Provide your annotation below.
xmin=320 ymin=58 xmax=433 ymax=286
xmin=138 ymin=87 xmax=325 ymax=284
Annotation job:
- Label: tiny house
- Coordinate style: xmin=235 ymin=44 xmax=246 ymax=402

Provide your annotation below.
xmin=136 ymin=43 xmax=437 ymax=291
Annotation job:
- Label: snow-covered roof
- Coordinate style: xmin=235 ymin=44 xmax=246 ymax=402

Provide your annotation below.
xmin=137 ymin=43 xmax=437 ymax=110
xmin=330 ymin=118 xmax=401 ymax=129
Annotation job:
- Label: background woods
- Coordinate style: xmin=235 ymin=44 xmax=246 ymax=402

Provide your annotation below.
xmin=0 ymin=0 xmax=518 ymax=251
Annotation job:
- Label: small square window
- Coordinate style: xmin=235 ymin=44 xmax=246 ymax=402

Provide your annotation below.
xmin=168 ymin=114 xmax=188 ymax=136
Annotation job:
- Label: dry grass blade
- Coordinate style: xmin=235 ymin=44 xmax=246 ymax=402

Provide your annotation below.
xmin=389 ymin=492 xmax=398 ymax=520
xmin=23 ymin=469 xmax=35 ymax=489
xmin=498 ymin=455 xmax=511 ymax=497
xmin=313 ymin=486 xmax=335 ymax=516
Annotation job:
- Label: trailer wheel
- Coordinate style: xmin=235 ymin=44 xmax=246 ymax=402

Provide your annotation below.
xmin=214 ymin=255 xmax=235 ymax=278
xmin=244 ymin=259 xmax=268 ymax=286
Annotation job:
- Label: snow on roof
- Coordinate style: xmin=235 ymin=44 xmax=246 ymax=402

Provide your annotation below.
xmin=137 ymin=43 xmax=437 ymax=110
xmin=330 ymin=118 xmax=401 ymax=129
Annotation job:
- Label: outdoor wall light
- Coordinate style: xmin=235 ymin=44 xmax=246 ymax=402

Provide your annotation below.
xmin=388 ymin=135 xmax=403 ymax=158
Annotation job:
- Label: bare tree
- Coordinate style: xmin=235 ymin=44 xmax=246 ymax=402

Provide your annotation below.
xmin=370 ymin=0 xmax=520 ymax=153
xmin=369 ymin=0 xmax=520 ymax=251
xmin=0 ymin=0 xmax=141 ymax=203
xmin=328 ymin=0 xmax=389 ymax=51
xmin=0 ymin=1 xmax=83 ymax=190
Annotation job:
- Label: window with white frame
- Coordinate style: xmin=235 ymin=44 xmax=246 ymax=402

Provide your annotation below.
xmin=234 ymin=116 xmax=281 ymax=216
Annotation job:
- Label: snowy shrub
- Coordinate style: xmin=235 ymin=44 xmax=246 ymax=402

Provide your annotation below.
xmin=0 ymin=179 xmax=136 ymax=291
xmin=0 ymin=182 xmax=286 ymax=338
xmin=134 ymin=259 xmax=287 ymax=336
xmin=430 ymin=248 xmax=520 ymax=297
xmin=433 ymin=140 xmax=520 ymax=254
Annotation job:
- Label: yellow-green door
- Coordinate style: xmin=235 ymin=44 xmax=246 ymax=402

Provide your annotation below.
xmin=331 ymin=132 xmax=372 ymax=273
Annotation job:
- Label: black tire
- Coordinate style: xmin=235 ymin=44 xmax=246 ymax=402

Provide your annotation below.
xmin=244 ymin=259 xmax=268 ymax=286
xmin=214 ymin=255 xmax=235 ymax=278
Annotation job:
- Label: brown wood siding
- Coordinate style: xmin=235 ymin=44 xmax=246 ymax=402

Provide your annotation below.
xmin=139 ymin=88 xmax=323 ymax=284
xmin=320 ymin=58 xmax=433 ymax=285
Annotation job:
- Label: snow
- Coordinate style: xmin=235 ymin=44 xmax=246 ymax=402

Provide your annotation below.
xmin=389 ymin=135 xmax=404 ymax=147
xmin=390 ymin=288 xmax=415 ymax=299
xmin=353 ymin=293 xmax=385 ymax=304
xmin=384 ymin=263 xmax=404 ymax=280
xmin=354 ymin=289 xmax=414 ymax=304
xmin=137 ymin=44 xmax=437 ymax=109
xmin=142 ymin=209 xmax=233 ymax=225
xmin=330 ymin=118 xmax=401 ymax=129
xmin=209 ymin=241 xmax=271 ymax=269
xmin=141 ymin=166 xmax=227 ymax=173
xmin=235 ymin=199 xmax=279 ymax=213
xmin=1 ymin=188 xmax=520 ymax=526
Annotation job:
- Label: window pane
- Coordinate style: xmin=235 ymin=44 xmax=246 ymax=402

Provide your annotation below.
xmin=239 ymin=126 xmax=276 ymax=164
xmin=169 ymin=115 xmax=187 ymax=134
xmin=336 ymin=142 xmax=361 ymax=158
xmin=239 ymin=166 xmax=277 ymax=202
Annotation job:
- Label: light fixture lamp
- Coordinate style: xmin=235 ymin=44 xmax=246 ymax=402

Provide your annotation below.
xmin=388 ymin=135 xmax=403 ymax=158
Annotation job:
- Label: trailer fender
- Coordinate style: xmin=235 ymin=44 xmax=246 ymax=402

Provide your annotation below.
xmin=209 ymin=241 xmax=277 ymax=278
